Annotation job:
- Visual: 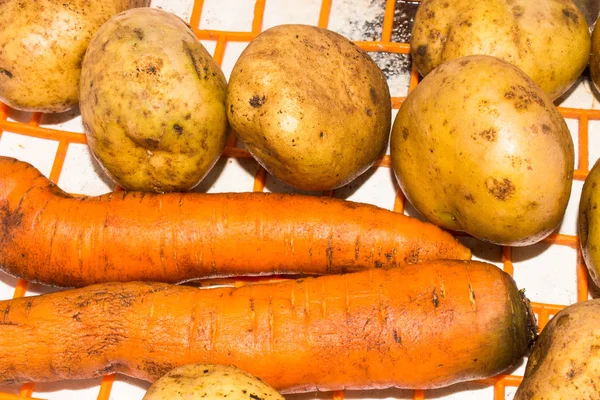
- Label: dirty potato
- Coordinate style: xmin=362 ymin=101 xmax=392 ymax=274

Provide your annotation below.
xmin=80 ymin=8 xmax=228 ymax=193
xmin=578 ymin=158 xmax=600 ymax=288
xmin=143 ymin=364 xmax=285 ymax=400
xmin=591 ymin=20 xmax=600 ymax=93
xmin=390 ymin=55 xmax=574 ymax=246
xmin=227 ymin=24 xmax=391 ymax=191
xmin=514 ymin=300 xmax=600 ymax=400
xmin=0 ymin=0 xmax=149 ymax=113
xmin=411 ymin=0 xmax=591 ymax=100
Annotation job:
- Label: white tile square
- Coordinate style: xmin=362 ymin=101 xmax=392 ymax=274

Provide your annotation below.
xmin=57 ymin=143 xmax=115 ymax=196
xmin=588 ymin=120 xmax=600 ymax=169
xmin=199 ymin=0 xmax=255 ymax=31
xmin=194 ymin=157 xmax=258 ymax=193
xmin=512 ymin=243 xmax=578 ymax=305
xmin=426 ymin=381 xmax=494 ymax=399
xmin=39 ymin=107 xmax=85 ymax=134
xmin=0 ymin=132 xmax=59 ymax=177
xmin=33 ymin=379 xmax=106 ymax=400
xmin=329 ymin=0 xmax=386 ymax=40
xmin=220 ymin=42 xmax=249 ymax=81
xmin=263 ymin=0 xmax=322 ymax=29
xmin=151 ymin=0 xmax=195 ymax=22
xmin=556 ymin=179 xmax=583 ymax=236
xmin=335 ymin=165 xmax=397 ymax=210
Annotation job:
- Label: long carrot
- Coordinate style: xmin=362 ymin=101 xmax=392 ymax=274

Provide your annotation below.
xmin=0 ymin=156 xmax=470 ymax=287
xmin=0 ymin=260 xmax=536 ymax=392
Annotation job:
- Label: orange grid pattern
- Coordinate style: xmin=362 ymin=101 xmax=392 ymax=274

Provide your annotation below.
xmin=0 ymin=0 xmax=596 ymax=399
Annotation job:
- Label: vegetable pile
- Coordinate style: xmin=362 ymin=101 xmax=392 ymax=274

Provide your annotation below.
xmin=1 ymin=0 xmax=599 ymax=398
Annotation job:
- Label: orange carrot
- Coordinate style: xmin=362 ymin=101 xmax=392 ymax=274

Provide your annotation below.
xmin=0 ymin=260 xmax=536 ymax=392
xmin=0 ymin=156 xmax=470 ymax=287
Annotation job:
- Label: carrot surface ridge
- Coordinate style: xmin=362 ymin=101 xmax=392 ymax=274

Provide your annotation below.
xmin=0 ymin=156 xmax=471 ymax=287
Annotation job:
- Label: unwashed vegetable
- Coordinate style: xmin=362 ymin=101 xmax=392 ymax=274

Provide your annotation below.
xmin=578 ymin=158 xmax=600 ymax=287
xmin=390 ymin=55 xmax=574 ymax=246
xmin=0 ymin=0 xmax=149 ymax=112
xmin=0 ymin=156 xmax=470 ymax=287
xmin=227 ymin=24 xmax=391 ymax=191
xmin=514 ymin=299 xmax=600 ymax=400
xmin=411 ymin=0 xmax=591 ymax=100
xmin=80 ymin=7 xmax=229 ymax=192
xmin=591 ymin=18 xmax=600 ymax=93
xmin=143 ymin=364 xmax=285 ymax=400
xmin=0 ymin=260 xmax=537 ymax=392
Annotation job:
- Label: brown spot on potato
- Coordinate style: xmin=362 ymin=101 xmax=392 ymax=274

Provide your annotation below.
xmin=512 ymin=5 xmax=524 ymax=17
xmin=133 ymin=28 xmax=144 ymax=40
xmin=426 ymin=9 xmax=435 ymax=18
xmin=459 ymin=60 xmax=470 ymax=66
xmin=562 ymin=7 xmax=579 ymax=24
xmin=401 ymin=127 xmax=409 ymax=140
xmin=173 ymin=124 xmax=183 ymax=135
xmin=145 ymin=138 xmax=160 ymax=149
xmin=0 ymin=68 xmax=13 ymax=78
xmin=478 ymin=127 xmax=497 ymax=141
xmin=416 ymin=45 xmax=428 ymax=57
xmin=429 ymin=29 xmax=442 ymax=40
xmin=541 ymin=124 xmax=552 ymax=134
xmin=369 ymin=87 xmax=378 ymax=104
xmin=249 ymin=95 xmax=266 ymax=108
xmin=464 ymin=193 xmax=476 ymax=203
xmin=366 ymin=108 xmax=372 ymax=116
xmin=485 ymin=177 xmax=515 ymax=200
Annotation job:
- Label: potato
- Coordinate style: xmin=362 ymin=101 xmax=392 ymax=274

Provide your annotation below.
xmin=143 ymin=364 xmax=284 ymax=400
xmin=514 ymin=300 xmax=600 ymax=399
xmin=591 ymin=21 xmax=600 ymax=93
xmin=227 ymin=24 xmax=391 ymax=191
xmin=578 ymin=158 xmax=600 ymax=287
xmin=79 ymin=8 xmax=229 ymax=193
xmin=390 ymin=55 xmax=574 ymax=246
xmin=0 ymin=0 xmax=149 ymax=113
xmin=411 ymin=0 xmax=591 ymax=100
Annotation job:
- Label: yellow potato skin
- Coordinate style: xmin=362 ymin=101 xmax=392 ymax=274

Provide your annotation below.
xmin=80 ymin=8 xmax=228 ymax=193
xmin=0 ymin=0 xmax=149 ymax=113
xmin=591 ymin=21 xmax=600 ymax=93
xmin=578 ymin=159 xmax=600 ymax=288
xmin=227 ymin=24 xmax=391 ymax=191
xmin=390 ymin=55 xmax=574 ymax=246
xmin=514 ymin=300 xmax=600 ymax=400
xmin=143 ymin=364 xmax=285 ymax=400
xmin=411 ymin=0 xmax=591 ymax=100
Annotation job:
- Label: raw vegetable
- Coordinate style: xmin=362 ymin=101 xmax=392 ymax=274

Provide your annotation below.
xmin=411 ymin=0 xmax=590 ymax=100
xmin=0 ymin=0 xmax=149 ymax=112
xmin=0 ymin=156 xmax=470 ymax=287
xmin=80 ymin=7 xmax=229 ymax=193
xmin=0 ymin=260 xmax=536 ymax=392
xmin=514 ymin=299 xmax=600 ymax=400
xmin=390 ymin=55 xmax=574 ymax=246
xmin=579 ymin=158 xmax=600 ymax=287
xmin=227 ymin=24 xmax=391 ymax=191
xmin=143 ymin=364 xmax=284 ymax=400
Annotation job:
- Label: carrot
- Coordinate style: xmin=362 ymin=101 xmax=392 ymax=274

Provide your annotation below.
xmin=0 ymin=156 xmax=470 ymax=287
xmin=0 ymin=260 xmax=537 ymax=392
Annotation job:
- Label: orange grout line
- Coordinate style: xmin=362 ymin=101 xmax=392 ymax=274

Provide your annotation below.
xmin=0 ymin=394 xmax=44 ymax=400
xmin=19 ymin=383 xmax=34 ymax=398
xmin=577 ymin=251 xmax=590 ymax=301
xmin=579 ymin=112 xmax=589 ymax=172
xmin=190 ymin=0 xmax=204 ymax=31
xmin=393 ymin=189 xmax=405 ymax=213
xmin=332 ymin=390 xmax=344 ymax=400
xmin=0 ymin=103 xmax=8 ymax=120
xmin=0 ymin=120 xmax=86 ymax=144
xmin=413 ymin=389 xmax=425 ymax=400
xmin=222 ymin=146 xmax=253 ymax=159
xmin=12 ymin=279 xmax=29 ymax=299
xmin=318 ymin=0 xmax=333 ymax=28
xmin=252 ymin=0 xmax=266 ymax=34
xmin=253 ymin=166 xmax=267 ymax=192
xmin=355 ymin=41 xmax=411 ymax=53
xmin=49 ymin=141 xmax=69 ymax=184
xmin=28 ymin=113 xmax=42 ymax=126
xmin=193 ymin=29 xmax=256 ymax=41
xmin=409 ymin=63 xmax=420 ymax=93
xmin=493 ymin=379 xmax=505 ymax=400
xmin=212 ymin=36 xmax=227 ymax=66
xmin=381 ymin=0 xmax=396 ymax=42
xmin=541 ymin=232 xmax=578 ymax=247
xmin=501 ymin=247 xmax=513 ymax=276
xmin=96 ymin=374 xmax=115 ymax=400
